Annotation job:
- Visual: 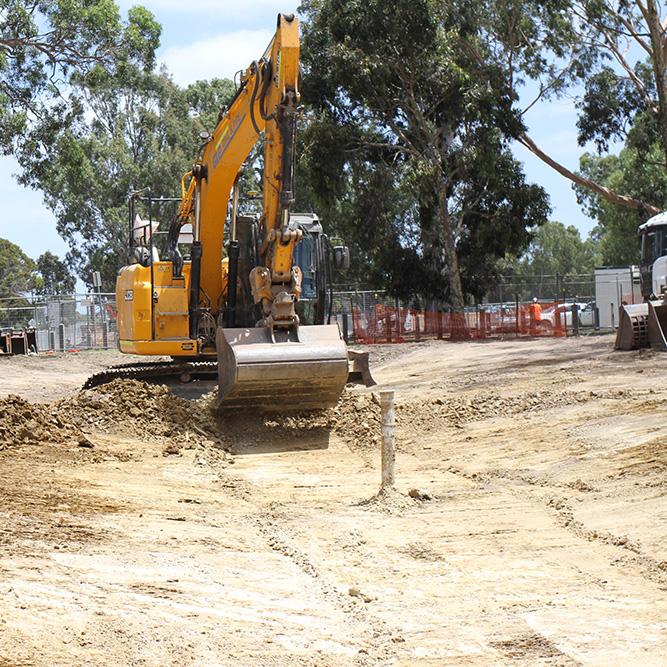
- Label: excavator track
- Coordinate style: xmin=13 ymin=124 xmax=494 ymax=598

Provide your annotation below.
xmin=82 ymin=360 xmax=218 ymax=390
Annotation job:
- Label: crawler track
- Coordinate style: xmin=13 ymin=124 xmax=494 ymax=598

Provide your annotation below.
xmin=82 ymin=360 xmax=218 ymax=389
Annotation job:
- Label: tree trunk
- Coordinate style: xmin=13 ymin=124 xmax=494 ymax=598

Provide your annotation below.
xmin=435 ymin=175 xmax=466 ymax=317
xmin=642 ymin=0 xmax=667 ymax=167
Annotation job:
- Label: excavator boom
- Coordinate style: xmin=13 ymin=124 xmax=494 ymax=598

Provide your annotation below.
xmin=113 ymin=14 xmax=366 ymax=411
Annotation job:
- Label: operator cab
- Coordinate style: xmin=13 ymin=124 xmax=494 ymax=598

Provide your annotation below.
xmin=639 ymin=212 xmax=667 ymax=299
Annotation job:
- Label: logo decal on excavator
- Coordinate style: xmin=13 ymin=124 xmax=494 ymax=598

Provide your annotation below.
xmin=276 ymin=51 xmax=281 ymax=88
xmin=213 ymin=113 xmax=246 ymax=170
xmin=125 ymin=290 xmax=133 ymax=301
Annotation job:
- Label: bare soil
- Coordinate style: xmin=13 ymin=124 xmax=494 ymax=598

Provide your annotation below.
xmin=1 ymin=335 xmax=667 ymax=666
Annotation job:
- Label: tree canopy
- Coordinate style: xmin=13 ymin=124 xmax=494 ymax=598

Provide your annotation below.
xmin=501 ymin=220 xmax=599 ymax=277
xmin=0 ymin=237 xmax=35 ymax=304
xmin=16 ymin=54 xmax=235 ymax=290
xmin=34 ymin=251 xmax=76 ymax=297
xmin=0 ymin=0 xmax=161 ymax=154
xmin=299 ymin=0 xmax=551 ymax=311
xmin=570 ymin=1 xmax=667 ymax=252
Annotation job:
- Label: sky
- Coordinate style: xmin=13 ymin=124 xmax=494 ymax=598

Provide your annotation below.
xmin=0 ymin=0 xmax=598 ymax=265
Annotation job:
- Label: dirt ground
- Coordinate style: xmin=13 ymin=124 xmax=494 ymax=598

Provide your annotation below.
xmin=1 ymin=335 xmax=666 ymax=666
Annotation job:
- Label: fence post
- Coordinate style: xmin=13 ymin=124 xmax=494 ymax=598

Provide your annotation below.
xmin=572 ymin=304 xmax=579 ymax=336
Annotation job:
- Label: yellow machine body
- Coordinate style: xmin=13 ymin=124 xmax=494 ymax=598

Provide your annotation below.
xmin=117 ymin=262 xmax=198 ymax=356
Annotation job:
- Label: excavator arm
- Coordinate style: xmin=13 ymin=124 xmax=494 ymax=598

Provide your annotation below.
xmin=161 ymin=13 xmax=351 ymax=410
xmin=170 ymin=14 xmax=303 ymax=336
xmin=114 ymin=14 xmax=371 ymax=408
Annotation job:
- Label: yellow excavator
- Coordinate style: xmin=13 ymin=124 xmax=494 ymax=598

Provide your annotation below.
xmin=88 ymin=14 xmax=373 ymax=409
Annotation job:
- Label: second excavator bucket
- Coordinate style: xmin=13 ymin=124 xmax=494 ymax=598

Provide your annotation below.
xmin=648 ymin=300 xmax=667 ymax=351
xmin=614 ymin=303 xmax=650 ymax=350
xmin=216 ymin=324 xmax=350 ymax=411
xmin=347 ymin=350 xmax=376 ymax=387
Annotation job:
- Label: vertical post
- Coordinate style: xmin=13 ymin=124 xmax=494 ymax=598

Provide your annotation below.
xmin=379 ymin=390 xmax=395 ymax=490
xmin=225 ymin=240 xmax=239 ymax=328
xmin=90 ymin=294 xmax=97 ymax=348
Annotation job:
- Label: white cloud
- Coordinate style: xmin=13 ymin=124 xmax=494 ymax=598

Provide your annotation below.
xmin=160 ymin=28 xmax=276 ymax=86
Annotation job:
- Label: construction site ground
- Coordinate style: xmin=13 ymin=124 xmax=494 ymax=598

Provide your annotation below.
xmin=0 ymin=334 xmax=666 ymax=666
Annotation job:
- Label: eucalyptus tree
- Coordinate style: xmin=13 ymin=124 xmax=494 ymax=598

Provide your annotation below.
xmin=16 ymin=68 xmax=235 ymax=290
xmin=299 ymin=0 xmax=551 ymax=311
xmin=0 ymin=237 xmax=35 ymax=304
xmin=33 ymin=251 xmax=76 ymax=297
xmin=0 ymin=0 xmax=160 ymax=153
xmin=500 ymin=220 xmax=600 ymax=278
xmin=569 ymin=0 xmax=667 ymax=256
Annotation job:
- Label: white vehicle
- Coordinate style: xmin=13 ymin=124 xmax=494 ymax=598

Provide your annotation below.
xmin=539 ymin=302 xmax=595 ymax=330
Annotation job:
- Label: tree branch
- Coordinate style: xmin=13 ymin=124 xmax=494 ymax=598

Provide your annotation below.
xmin=518 ymin=133 xmax=661 ymax=215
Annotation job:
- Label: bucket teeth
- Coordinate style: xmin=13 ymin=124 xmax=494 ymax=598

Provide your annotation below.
xmin=615 ymin=304 xmax=649 ymax=350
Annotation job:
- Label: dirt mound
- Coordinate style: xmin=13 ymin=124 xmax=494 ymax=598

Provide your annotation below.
xmin=261 ymin=390 xmax=383 ymax=455
xmin=2 ymin=377 xmax=636 ymax=457
xmin=0 ymin=380 xmax=227 ymax=450
xmin=0 ymin=380 xmax=383 ymax=453
xmin=0 ymin=394 xmax=69 ymax=448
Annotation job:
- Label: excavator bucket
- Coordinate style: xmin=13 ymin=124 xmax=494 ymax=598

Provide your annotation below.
xmin=648 ymin=301 xmax=667 ymax=351
xmin=347 ymin=350 xmax=376 ymax=387
xmin=614 ymin=303 xmax=650 ymax=350
xmin=216 ymin=324 xmax=350 ymax=411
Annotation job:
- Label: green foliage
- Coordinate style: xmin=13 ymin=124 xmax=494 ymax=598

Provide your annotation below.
xmin=298 ymin=0 xmax=551 ymax=308
xmin=577 ymin=63 xmax=654 ymax=153
xmin=500 ymin=220 xmax=600 ymax=278
xmin=457 ymin=151 xmax=553 ymax=301
xmin=35 ymin=252 xmax=76 ymax=297
xmin=0 ymin=237 xmax=36 ymax=304
xmin=16 ymin=63 xmax=235 ymax=290
xmin=0 ymin=0 xmax=161 ymax=154
xmin=572 ymin=2 xmax=667 ymax=245
xmin=574 ymin=146 xmax=667 ymax=265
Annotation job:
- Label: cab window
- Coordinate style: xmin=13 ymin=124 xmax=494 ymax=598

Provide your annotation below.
xmin=293 ymin=235 xmax=317 ymax=299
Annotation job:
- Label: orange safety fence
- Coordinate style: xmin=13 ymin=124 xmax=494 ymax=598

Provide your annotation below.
xmin=351 ymin=302 xmax=571 ymax=344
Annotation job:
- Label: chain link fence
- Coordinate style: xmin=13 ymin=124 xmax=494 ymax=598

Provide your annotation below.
xmin=0 ymin=271 xmax=619 ymax=352
xmin=0 ymin=294 xmax=118 ymax=352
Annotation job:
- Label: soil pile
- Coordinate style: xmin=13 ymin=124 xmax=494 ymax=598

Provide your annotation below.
xmin=0 ymin=394 xmax=66 ymax=448
xmin=0 ymin=379 xmax=227 ymax=450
